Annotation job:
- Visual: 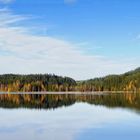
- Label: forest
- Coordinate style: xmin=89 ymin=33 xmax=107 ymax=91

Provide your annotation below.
xmin=0 ymin=67 xmax=140 ymax=92
xmin=0 ymin=74 xmax=76 ymax=92
xmin=77 ymin=67 xmax=140 ymax=92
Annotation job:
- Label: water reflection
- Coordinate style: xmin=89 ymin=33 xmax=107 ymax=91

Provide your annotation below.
xmin=0 ymin=93 xmax=140 ymax=111
xmin=0 ymin=93 xmax=140 ymax=140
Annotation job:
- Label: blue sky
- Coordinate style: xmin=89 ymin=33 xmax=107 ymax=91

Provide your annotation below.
xmin=0 ymin=0 xmax=140 ymax=80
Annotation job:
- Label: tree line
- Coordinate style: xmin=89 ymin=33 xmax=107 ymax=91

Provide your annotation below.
xmin=0 ymin=67 xmax=140 ymax=92
xmin=0 ymin=74 xmax=76 ymax=92
xmin=77 ymin=67 xmax=140 ymax=92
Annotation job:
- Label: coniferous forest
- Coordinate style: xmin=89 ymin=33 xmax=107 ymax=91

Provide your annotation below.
xmin=77 ymin=67 xmax=140 ymax=92
xmin=0 ymin=67 xmax=140 ymax=92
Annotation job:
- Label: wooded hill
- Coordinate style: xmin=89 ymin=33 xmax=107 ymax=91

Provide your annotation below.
xmin=0 ymin=67 xmax=139 ymax=92
xmin=78 ymin=67 xmax=140 ymax=92
xmin=0 ymin=74 xmax=76 ymax=92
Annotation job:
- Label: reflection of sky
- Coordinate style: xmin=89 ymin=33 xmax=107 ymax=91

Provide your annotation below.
xmin=0 ymin=103 xmax=140 ymax=140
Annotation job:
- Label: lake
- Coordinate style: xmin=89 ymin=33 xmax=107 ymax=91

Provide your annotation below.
xmin=0 ymin=93 xmax=140 ymax=140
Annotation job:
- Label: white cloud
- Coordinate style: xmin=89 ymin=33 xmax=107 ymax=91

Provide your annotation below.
xmin=0 ymin=8 xmax=139 ymax=80
xmin=0 ymin=8 xmax=31 ymax=28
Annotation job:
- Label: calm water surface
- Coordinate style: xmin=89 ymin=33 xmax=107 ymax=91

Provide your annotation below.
xmin=0 ymin=93 xmax=140 ymax=140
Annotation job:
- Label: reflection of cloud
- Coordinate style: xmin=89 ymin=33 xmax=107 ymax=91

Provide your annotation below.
xmin=0 ymin=104 xmax=138 ymax=140
xmin=0 ymin=127 xmax=16 ymax=133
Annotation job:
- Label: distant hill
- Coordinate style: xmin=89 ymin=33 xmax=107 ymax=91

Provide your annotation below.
xmin=0 ymin=68 xmax=140 ymax=92
xmin=0 ymin=74 xmax=76 ymax=92
xmin=77 ymin=67 xmax=140 ymax=92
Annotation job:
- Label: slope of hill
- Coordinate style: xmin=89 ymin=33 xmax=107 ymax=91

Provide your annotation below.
xmin=0 ymin=68 xmax=139 ymax=92
xmin=0 ymin=74 xmax=76 ymax=92
xmin=77 ymin=67 xmax=140 ymax=92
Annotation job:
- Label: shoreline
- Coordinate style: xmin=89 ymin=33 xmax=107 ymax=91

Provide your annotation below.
xmin=0 ymin=91 xmax=138 ymax=95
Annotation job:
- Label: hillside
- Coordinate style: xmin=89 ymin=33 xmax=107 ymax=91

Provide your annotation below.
xmin=77 ymin=67 xmax=140 ymax=92
xmin=0 ymin=68 xmax=140 ymax=92
xmin=0 ymin=74 xmax=76 ymax=92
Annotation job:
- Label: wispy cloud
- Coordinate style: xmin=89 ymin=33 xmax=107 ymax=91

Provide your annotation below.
xmin=0 ymin=0 xmax=14 ymax=4
xmin=135 ymin=34 xmax=140 ymax=40
xmin=0 ymin=9 xmax=29 ymax=27
xmin=0 ymin=7 xmax=138 ymax=80
xmin=131 ymin=34 xmax=140 ymax=42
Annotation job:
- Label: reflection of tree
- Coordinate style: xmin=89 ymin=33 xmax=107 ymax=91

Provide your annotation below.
xmin=0 ymin=93 xmax=140 ymax=111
